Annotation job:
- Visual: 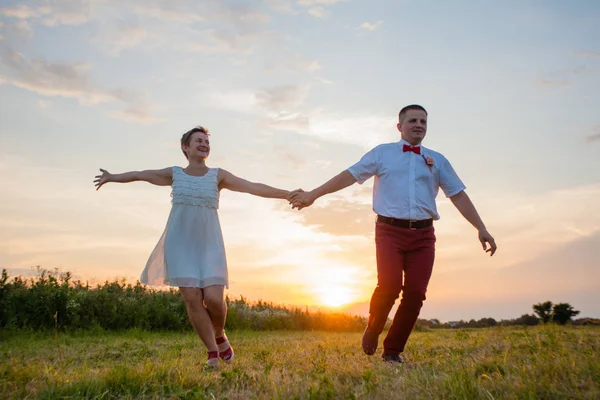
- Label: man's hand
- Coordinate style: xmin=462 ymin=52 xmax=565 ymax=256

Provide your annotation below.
xmin=478 ymin=228 xmax=497 ymax=256
xmin=288 ymin=189 xmax=316 ymax=210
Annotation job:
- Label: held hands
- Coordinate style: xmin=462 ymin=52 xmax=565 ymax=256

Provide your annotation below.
xmin=94 ymin=168 xmax=113 ymax=190
xmin=287 ymin=189 xmax=315 ymax=210
xmin=478 ymin=228 xmax=497 ymax=256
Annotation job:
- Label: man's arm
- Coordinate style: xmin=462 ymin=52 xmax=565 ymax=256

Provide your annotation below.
xmin=450 ymin=190 xmax=497 ymax=256
xmin=288 ymin=170 xmax=357 ymax=209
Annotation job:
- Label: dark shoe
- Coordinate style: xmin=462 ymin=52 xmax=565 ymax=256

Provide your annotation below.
xmin=362 ymin=327 xmax=379 ymax=355
xmin=381 ymin=352 xmax=404 ymax=364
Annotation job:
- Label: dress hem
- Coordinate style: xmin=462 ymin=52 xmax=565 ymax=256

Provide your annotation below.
xmin=141 ymin=276 xmax=228 ymax=289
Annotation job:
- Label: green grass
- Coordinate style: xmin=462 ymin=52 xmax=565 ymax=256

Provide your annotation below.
xmin=1 ymin=326 xmax=598 ymax=399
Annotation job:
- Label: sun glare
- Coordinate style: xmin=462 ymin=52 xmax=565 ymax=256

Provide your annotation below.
xmin=319 ymin=286 xmax=354 ymax=308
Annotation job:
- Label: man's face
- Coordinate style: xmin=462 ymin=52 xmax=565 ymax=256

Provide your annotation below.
xmin=397 ymin=109 xmax=427 ymax=145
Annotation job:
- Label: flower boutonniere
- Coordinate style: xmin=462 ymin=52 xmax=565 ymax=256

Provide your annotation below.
xmin=421 ymin=154 xmax=435 ymax=168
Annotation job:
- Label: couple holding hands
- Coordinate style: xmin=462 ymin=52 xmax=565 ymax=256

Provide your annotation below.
xmin=94 ymin=104 xmax=496 ymax=368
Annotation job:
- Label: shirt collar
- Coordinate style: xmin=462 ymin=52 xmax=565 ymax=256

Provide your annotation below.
xmin=398 ymin=139 xmax=422 ymax=148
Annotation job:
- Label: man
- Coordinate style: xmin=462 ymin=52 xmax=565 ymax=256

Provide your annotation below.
xmin=288 ymin=104 xmax=496 ymax=363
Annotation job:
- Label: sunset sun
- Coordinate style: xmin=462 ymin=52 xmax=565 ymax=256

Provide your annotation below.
xmin=319 ymin=286 xmax=354 ymax=308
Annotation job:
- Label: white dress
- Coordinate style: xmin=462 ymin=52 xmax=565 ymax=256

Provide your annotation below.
xmin=140 ymin=166 xmax=228 ymax=288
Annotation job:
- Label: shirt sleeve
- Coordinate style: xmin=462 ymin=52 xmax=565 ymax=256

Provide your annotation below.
xmin=347 ymin=146 xmax=379 ymax=184
xmin=438 ymin=156 xmax=466 ymax=197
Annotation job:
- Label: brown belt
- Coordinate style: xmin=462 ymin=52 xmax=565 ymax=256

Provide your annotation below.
xmin=377 ymin=215 xmax=433 ymax=230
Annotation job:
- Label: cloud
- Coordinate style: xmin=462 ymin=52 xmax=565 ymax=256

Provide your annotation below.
xmin=0 ymin=1 xmax=90 ymax=26
xmin=37 ymin=99 xmax=51 ymax=108
xmin=263 ymin=53 xmax=322 ymax=74
xmin=39 ymin=0 xmax=91 ymax=26
xmin=302 ymin=112 xmax=397 ymax=149
xmin=3 ymin=0 xmax=322 ymax=82
xmin=284 ymin=172 xmax=600 ymax=277
xmin=297 ymin=0 xmax=346 ymax=18
xmin=576 ymin=50 xmax=600 ymax=58
xmin=267 ymin=182 xmax=600 ymax=318
xmin=297 ymin=0 xmax=347 ymax=5
xmin=264 ymin=0 xmax=298 ymax=14
xmin=256 ymin=84 xmax=310 ymax=112
xmin=1 ymin=47 xmax=109 ymax=103
xmin=95 ymin=24 xmax=151 ymax=55
xmin=313 ymin=76 xmax=333 ymax=85
xmin=439 ymin=183 xmax=600 ymax=271
xmin=184 ymin=0 xmax=275 ymax=49
xmin=254 ymin=84 xmax=317 ymax=132
xmin=534 ymin=80 xmax=572 ymax=87
xmin=308 ymin=6 xmax=329 ymax=18
xmin=111 ymin=106 xmax=165 ymax=125
xmin=254 ymin=85 xmax=395 ymax=148
xmin=187 ymin=29 xmax=279 ymax=55
xmin=422 ymin=232 xmax=600 ymax=320
xmin=292 ymin=199 xmax=374 ymax=236
xmin=586 ymin=134 xmax=600 ymax=143
xmin=204 ymin=85 xmax=315 ymax=134
xmin=133 ymin=2 xmax=205 ymax=23
xmin=251 ymin=85 xmax=395 ymax=149
xmin=1 ymin=0 xmax=274 ymax=56
xmin=204 ymin=84 xmax=397 ymax=148
xmin=206 ymin=89 xmax=258 ymax=114
xmin=3 ymin=20 xmax=33 ymax=37
xmin=0 ymin=4 xmax=50 ymax=19
xmin=585 ymin=127 xmax=600 ymax=143
xmin=0 ymin=44 xmax=162 ymax=123
xmin=359 ymin=21 xmax=383 ymax=31
xmin=273 ymin=145 xmax=307 ymax=170
xmin=208 ymin=2 xmax=272 ymax=30
xmin=267 ymin=113 xmax=311 ymax=131
xmin=534 ymin=63 xmax=596 ymax=88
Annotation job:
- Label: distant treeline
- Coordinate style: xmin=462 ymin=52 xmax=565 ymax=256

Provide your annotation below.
xmin=417 ymin=299 xmax=598 ymax=329
xmin=1 ymin=268 xmax=597 ymax=333
xmin=417 ymin=316 xmax=599 ymax=330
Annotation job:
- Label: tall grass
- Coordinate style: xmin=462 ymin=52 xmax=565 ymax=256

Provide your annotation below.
xmin=1 ymin=327 xmax=599 ymax=399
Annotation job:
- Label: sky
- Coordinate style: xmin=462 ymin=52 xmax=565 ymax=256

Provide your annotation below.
xmin=0 ymin=0 xmax=599 ymax=322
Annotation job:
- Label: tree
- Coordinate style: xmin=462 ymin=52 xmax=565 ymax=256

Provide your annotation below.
xmin=478 ymin=317 xmax=497 ymax=327
xmin=552 ymin=303 xmax=580 ymax=325
xmin=515 ymin=314 xmax=539 ymax=326
xmin=533 ymin=301 xmax=553 ymax=323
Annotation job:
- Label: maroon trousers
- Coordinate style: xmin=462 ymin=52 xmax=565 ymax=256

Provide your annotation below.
xmin=367 ymin=222 xmax=436 ymax=354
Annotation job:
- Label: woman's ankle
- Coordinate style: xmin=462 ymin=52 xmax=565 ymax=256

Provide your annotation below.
xmin=207 ymin=350 xmax=218 ymax=358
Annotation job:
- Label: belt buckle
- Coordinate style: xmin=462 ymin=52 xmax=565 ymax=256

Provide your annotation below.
xmin=409 ymin=220 xmax=417 ymax=230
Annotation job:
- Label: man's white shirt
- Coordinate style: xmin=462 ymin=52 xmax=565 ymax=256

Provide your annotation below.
xmin=348 ymin=139 xmax=466 ymax=221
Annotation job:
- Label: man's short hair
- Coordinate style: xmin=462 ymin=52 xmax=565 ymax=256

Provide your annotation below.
xmin=398 ymin=104 xmax=428 ymax=123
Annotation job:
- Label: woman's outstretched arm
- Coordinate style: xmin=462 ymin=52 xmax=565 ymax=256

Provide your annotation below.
xmin=218 ymin=169 xmax=289 ymax=199
xmin=94 ymin=168 xmax=173 ymax=190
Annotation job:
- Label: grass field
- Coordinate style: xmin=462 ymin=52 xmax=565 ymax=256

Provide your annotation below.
xmin=1 ymin=325 xmax=599 ymax=399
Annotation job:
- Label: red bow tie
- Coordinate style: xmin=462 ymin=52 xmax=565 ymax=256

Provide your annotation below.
xmin=403 ymin=144 xmax=421 ymax=154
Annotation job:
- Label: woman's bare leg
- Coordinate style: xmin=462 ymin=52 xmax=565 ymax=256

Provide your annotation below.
xmin=203 ymin=285 xmax=227 ymax=337
xmin=203 ymin=285 xmax=233 ymax=362
xmin=179 ymin=287 xmax=218 ymax=353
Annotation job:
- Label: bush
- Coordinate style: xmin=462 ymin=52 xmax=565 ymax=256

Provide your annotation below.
xmin=0 ymin=268 xmax=366 ymax=333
